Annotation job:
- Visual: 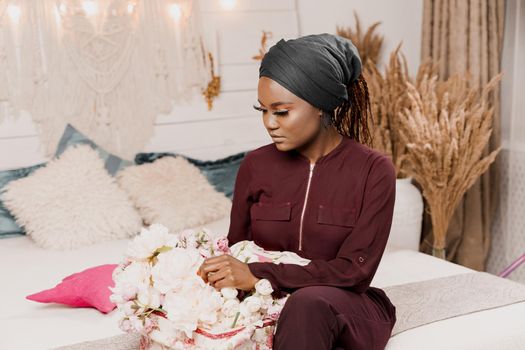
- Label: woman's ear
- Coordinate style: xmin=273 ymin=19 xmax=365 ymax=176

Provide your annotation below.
xmin=320 ymin=110 xmax=333 ymax=128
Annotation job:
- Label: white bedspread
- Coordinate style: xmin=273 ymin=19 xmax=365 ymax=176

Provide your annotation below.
xmin=1 ymin=216 xmax=524 ymax=350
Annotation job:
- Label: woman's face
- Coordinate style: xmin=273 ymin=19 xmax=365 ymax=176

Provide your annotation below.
xmin=255 ymin=76 xmax=322 ymax=151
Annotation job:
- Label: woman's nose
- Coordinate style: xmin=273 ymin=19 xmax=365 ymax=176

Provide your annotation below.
xmin=266 ymin=113 xmax=279 ymax=129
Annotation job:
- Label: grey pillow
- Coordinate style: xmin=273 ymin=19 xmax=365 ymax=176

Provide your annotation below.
xmin=0 ymin=163 xmax=45 ymax=238
xmin=56 ymin=124 xmax=133 ymax=175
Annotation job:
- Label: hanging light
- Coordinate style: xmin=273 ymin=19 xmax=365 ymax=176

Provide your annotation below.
xmin=82 ymin=0 xmax=98 ymax=16
xmin=7 ymin=4 xmax=21 ymax=23
xmin=127 ymin=3 xmax=135 ymax=14
xmin=54 ymin=1 xmax=67 ymax=14
xmin=220 ymin=0 xmax=236 ymax=11
xmin=169 ymin=3 xmax=182 ymax=22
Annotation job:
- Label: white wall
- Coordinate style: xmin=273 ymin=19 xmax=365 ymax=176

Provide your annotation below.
xmin=0 ymin=0 xmax=423 ymax=171
xmin=297 ymin=0 xmax=423 ymax=75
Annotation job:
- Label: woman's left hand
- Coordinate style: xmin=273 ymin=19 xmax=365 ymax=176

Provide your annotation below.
xmin=198 ymin=255 xmax=260 ymax=291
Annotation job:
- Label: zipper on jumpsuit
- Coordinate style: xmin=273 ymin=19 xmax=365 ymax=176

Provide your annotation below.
xmin=298 ymin=162 xmax=315 ymax=251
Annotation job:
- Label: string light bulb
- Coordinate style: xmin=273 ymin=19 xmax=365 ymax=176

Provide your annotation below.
xmin=82 ymin=0 xmax=98 ymax=16
xmin=57 ymin=3 xmax=67 ymax=15
xmin=220 ymin=0 xmax=236 ymax=11
xmin=7 ymin=4 xmax=21 ymax=23
xmin=169 ymin=3 xmax=182 ymax=22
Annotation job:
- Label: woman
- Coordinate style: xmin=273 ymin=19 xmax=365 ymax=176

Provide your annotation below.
xmin=198 ymin=33 xmax=397 ymax=350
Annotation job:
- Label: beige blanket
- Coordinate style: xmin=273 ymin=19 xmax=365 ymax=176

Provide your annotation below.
xmin=383 ymin=271 xmax=525 ymax=337
xmin=54 ymin=271 xmax=525 ymax=349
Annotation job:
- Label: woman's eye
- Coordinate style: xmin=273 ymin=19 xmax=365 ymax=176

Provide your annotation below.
xmin=253 ymin=105 xmax=288 ymax=116
xmin=253 ymin=105 xmax=267 ymax=113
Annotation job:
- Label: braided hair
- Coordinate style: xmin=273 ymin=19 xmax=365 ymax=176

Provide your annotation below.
xmin=324 ymin=74 xmax=373 ymax=147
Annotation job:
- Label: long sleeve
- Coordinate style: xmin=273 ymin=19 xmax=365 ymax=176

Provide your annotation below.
xmin=248 ymin=155 xmax=397 ymax=295
xmin=227 ymin=154 xmax=254 ymax=246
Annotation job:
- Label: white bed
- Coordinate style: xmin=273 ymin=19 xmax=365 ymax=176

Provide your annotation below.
xmin=1 ymin=215 xmax=524 ymax=350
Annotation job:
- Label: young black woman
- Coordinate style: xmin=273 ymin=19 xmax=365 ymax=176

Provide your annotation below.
xmin=198 ymin=33 xmax=397 ymax=350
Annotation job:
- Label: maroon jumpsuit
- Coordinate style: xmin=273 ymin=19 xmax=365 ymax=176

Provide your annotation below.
xmin=227 ymin=135 xmax=397 ymax=350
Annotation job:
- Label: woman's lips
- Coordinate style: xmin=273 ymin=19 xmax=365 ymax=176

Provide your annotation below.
xmin=271 ymin=136 xmax=285 ymax=142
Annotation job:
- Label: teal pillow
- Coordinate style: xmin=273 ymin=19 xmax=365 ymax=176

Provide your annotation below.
xmin=56 ymin=124 xmax=133 ymax=175
xmin=134 ymin=151 xmax=249 ymax=199
xmin=0 ymin=163 xmax=45 ymax=238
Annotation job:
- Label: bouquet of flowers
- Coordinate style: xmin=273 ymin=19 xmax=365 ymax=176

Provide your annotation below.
xmin=110 ymin=224 xmax=310 ymax=350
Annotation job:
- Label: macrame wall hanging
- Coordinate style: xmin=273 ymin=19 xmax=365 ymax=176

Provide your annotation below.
xmin=0 ymin=0 xmax=214 ymax=160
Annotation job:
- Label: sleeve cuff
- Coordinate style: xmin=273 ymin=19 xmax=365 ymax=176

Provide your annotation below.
xmin=248 ymin=262 xmax=289 ymax=299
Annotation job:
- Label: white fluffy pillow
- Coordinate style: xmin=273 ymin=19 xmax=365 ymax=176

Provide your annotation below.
xmin=1 ymin=145 xmax=142 ymax=250
xmin=117 ymin=156 xmax=232 ymax=232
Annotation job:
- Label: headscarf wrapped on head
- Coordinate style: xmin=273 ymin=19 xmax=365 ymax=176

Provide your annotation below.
xmin=259 ymin=33 xmax=362 ymax=112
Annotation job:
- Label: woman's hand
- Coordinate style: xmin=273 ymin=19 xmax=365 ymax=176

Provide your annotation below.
xmin=198 ymin=255 xmax=260 ymax=291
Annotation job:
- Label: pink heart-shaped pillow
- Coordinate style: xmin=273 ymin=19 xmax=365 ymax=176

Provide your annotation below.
xmin=26 ymin=264 xmax=118 ymax=313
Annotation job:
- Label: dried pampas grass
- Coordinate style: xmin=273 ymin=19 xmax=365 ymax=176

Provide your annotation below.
xmin=396 ymin=73 xmax=502 ymax=258
xmin=337 ymin=12 xmax=383 ymax=67
xmin=337 ymin=15 xmax=502 ymax=258
xmin=365 ymin=45 xmax=438 ymax=177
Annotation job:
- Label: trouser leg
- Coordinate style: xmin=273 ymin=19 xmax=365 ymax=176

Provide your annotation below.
xmin=272 ymin=286 xmax=395 ymax=350
xmin=273 ymin=286 xmax=340 ymax=350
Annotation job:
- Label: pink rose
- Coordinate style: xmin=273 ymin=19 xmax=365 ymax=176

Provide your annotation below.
xmin=213 ymin=237 xmax=230 ymax=254
xmin=267 ymin=311 xmax=280 ymax=321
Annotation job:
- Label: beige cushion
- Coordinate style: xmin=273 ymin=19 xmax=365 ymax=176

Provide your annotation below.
xmin=116 ymin=156 xmax=232 ymax=232
xmin=1 ymin=145 xmax=142 ymax=250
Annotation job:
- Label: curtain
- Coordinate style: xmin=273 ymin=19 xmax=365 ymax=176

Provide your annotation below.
xmin=420 ymin=0 xmax=505 ymax=271
xmin=486 ymin=0 xmax=525 ymax=283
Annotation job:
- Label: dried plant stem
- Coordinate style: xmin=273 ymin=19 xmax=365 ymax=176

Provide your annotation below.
xmin=397 ymin=74 xmax=502 ymax=254
xmin=337 ymin=11 xmax=383 ymax=67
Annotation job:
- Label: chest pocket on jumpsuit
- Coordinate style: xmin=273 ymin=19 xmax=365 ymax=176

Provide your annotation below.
xmin=249 ymin=201 xmax=292 ymax=250
xmin=315 ymin=205 xmax=359 ymax=258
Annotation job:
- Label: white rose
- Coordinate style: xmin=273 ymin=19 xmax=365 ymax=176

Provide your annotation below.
xmin=118 ymin=318 xmax=133 ymax=333
xmin=151 ymin=248 xmax=203 ymax=294
xmin=116 ymin=262 xmax=151 ymax=286
xmin=254 ymin=279 xmax=273 ymax=296
xmin=111 ymin=262 xmax=150 ymax=305
xmin=243 ymin=296 xmax=262 ymax=313
xmin=220 ymin=287 xmax=238 ymax=300
xmin=162 ymin=279 xmax=221 ymax=333
xmin=109 ymin=287 xmax=124 ymax=304
xmin=126 ymin=224 xmax=173 ymax=261
xmin=221 ymin=298 xmax=240 ymax=317
xmin=239 ymin=302 xmax=250 ymax=318
xmin=163 ymin=290 xmax=199 ymax=338
xmin=128 ymin=315 xmax=144 ymax=332
xmin=150 ymin=316 xmax=184 ymax=347
xmin=195 ymin=284 xmax=223 ymax=326
xmin=121 ymin=301 xmax=135 ymax=316
xmin=137 ymin=286 xmax=162 ymax=309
